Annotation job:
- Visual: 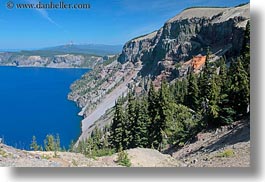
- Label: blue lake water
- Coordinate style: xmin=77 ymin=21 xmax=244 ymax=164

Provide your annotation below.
xmin=0 ymin=66 xmax=88 ymax=150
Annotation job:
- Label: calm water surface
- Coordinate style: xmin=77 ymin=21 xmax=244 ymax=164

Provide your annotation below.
xmin=0 ymin=66 xmax=88 ymax=149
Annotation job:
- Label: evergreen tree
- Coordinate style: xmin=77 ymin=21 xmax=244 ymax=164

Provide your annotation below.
xmin=44 ymin=134 xmax=55 ymax=151
xmin=77 ymin=140 xmax=87 ymax=155
xmin=228 ymin=57 xmax=250 ymax=116
xmin=156 ymin=81 xmax=171 ymax=150
xmin=218 ymin=57 xmax=228 ymax=85
xmin=123 ymin=92 xmax=136 ymax=149
xmin=217 ymin=58 xmax=236 ymax=125
xmin=218 ymin=93 xmax=236 ymax=125
xmin=166 ymin=103 xmax=197 ymax=145
xmin=110 ymin=99 xmax=125 ymax=151
xmin=185 ymin=73 xmax=200 ymax=111
xmin=86 ymin=137 xmax=95 ymax=156
xmin=198 ymin=51 xmax=223 ymax=126
xmin=207 ymin=73 xmax=221 ymax=125
xmin=55 ymin=134 xmax=61 ymax=152
xmin=180 ymin=78 xmax=188 ymax=104
xmin=91 ymin=126 xmax=103 ymax=149
xmin=30 ymin=136 xmax=39 ymax=151
xmin=173 ymin=80 xmax=181 ymax=104
xmin=147 ymin=83 xmax=159 ymax=148
xmin=102 ymin=133 xmax=110 ymax=149
xmin=199 ymin=52 xmax=213 ymax=100
xmin=132 ymin=98 xmax=149 ymax=148
xmin=69 ymin=140 xmax=75 ymax=152
xmin=173 ymin=78 xmax=188 ymax=104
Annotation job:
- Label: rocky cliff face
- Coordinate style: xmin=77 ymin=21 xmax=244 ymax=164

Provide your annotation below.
xmin=0 ymin=52 xmax=103 ymax=68
xmin=118 ymin=4 xmax=250 ymax=78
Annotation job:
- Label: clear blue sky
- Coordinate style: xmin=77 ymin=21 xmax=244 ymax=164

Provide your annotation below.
xmin=0 ymin=0 xmax=249 ymax=50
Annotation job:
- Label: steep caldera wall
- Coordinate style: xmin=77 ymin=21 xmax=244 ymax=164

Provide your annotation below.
xmin=118 ymin=4 xmax=250 ymax=79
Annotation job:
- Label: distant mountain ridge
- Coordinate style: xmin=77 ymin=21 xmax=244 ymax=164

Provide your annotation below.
xmin=43 ymin=44 xmax=123 ymax=56
xmin=0 ymin=44 xmax=123 ymax=68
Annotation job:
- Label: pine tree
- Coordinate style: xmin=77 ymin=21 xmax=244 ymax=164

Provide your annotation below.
xmin=133 ymin=99 xmax=149 ymax=148
xmin=110 ymin=99 xmax=125 ymax=151
xmin=173 ymin=80 xmax=182 ymax=104
xmin=156 ymin=81 xmax=171 ymax=150
xmin=180 ymin=78 xmax=188 ymax=104
xmin=69 ymin=140 xmax=75 ymax=152
xmin=30 ymin=136 xmax=39 ymax=151
xmin=77 ymin=140 xmax=86 ymax=154
xmin=147 ymin=82 xmax=159 ymax=148
xmin=91 ymin=126 xmax=103 ymax=149
xmin=123 ymin=92 xmax=136 ymax=149
xmin=198 ymin=54 xmax=225 ymax=127
xmin=199 ymin=52 xmax=213 ymax=100
xmin=44 ymin=134 xmax=55 ymax=151
xmin=173 ymin=78 xmax=188 ymax=104
xmin=86 ymin=138 xmax=95 ymax=156
xmin=148 ymin=83 xmax=158 ymax=118
xmin=102 ymin=133 xmax=110 ymax=149
xmin=166 ymin=103 xmax=196 ymax=145
xmin=185 ymin=73 xmax=200 ymax=111
xmin=218 ymin=57 xmax=227 ymax=85
xmin=218 ymin=94 xmax=236 ymax=125
xmin=228 ymin=57 xmax=250 ymax=116
xmin=217 ymin=57 xmax=236 ymax=125
xmin=207 ymin=73 xmax=221 ymax=125
xmin=55 ymin=134 xmax=61 ymax=152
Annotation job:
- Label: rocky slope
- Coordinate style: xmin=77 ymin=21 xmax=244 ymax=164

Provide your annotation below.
xmin=0 ymin=118 xmax=249 ymax=167
xmin=0 ymin=51 xmax=104 ymax=68
xmin=0 ymin=144 xmax=180 ymax=167
xmin=69 ymin=3 xmax=250 ymax=144
xmin=171 ymin=118 xmax=250 ymax=167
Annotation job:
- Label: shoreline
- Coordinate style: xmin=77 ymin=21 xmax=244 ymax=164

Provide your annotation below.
xmin=76 ymin=81 xmax=129 ymax=143
xmin=73 ymin=64 xmax=141 ymax=146
xmin=0 ymin=64 xmax=91 ymax=70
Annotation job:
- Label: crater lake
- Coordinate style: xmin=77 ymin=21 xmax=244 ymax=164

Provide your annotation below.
xmin=0 ymin=66 xmax=88 ymax=150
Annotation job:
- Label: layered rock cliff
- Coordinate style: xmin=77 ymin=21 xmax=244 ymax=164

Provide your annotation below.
xmin=118 ymin=4 xmax=250 ymax=79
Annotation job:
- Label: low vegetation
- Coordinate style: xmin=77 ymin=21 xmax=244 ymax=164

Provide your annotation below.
xmin=29 ymin=134 xmax=61 ymax=154
xmin=0 ymin=148 xmax=8 ymax=158
xmin=216 ymin=149 xmax=235 ymax=158
xmin=117 ymin=150 xmax=131 ymax=167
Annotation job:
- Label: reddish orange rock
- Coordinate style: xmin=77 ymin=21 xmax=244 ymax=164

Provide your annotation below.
xmin=192 ymin=55 xmax=207 ymax=70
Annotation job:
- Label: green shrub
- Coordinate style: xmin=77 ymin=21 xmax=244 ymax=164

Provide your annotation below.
xmin=216 ymin=149 xmax=235 ymax=158
xmin=72 ymin=159 xmax=78 ymax=167
xmin=0 ymin=149 xmax=8 ymax=158
xmin=94 ymin=148 xmax=115 ymax=157
xmin=117 ymin=150 xmax=131 ymax=167
xmin=41 ymin=154 xmax=51 ymax=160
